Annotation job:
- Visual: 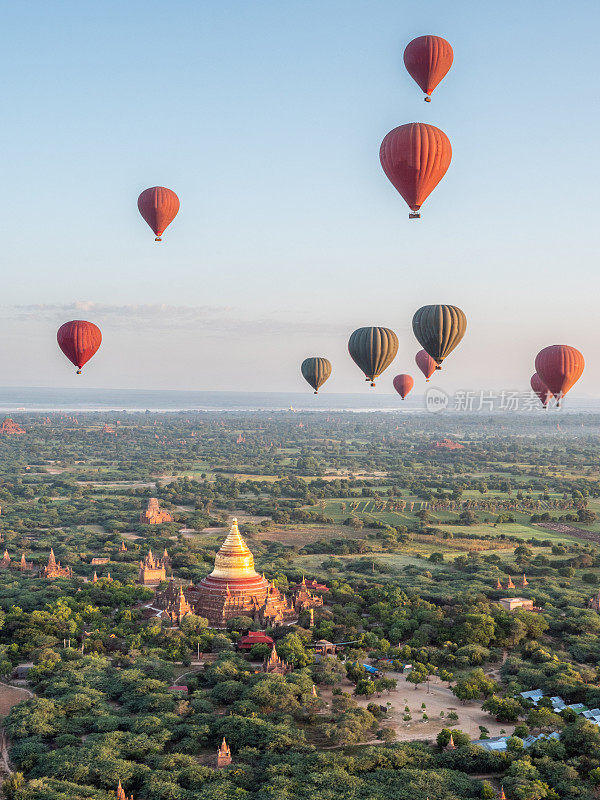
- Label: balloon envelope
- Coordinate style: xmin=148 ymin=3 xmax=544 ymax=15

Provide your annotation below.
xmin=535 ymin=345 xmax=584 ymax=401
xmin=57 ymin=320 xmax=102 ymax=373
xmin=412 ymin=305 xmax=466 ymax=366
xmin=301 ymin=357 xmax=332 ymax=393
xmin=138 ymin=187 xmax=180 ymax=240
xmin=393 ymin=374 xmax=414 ymax=399
xmin=380 ymin=123 xmax=452 ymax=214
xmin=403 ymin=35 xmax=453 ymax=98
xmin=415 ymin=349 xmax=437 ymax=381
xmin=530 ymin=373 xmax=553 ymax=408
xmin=348 ymin=327 xmax=399 ymax=386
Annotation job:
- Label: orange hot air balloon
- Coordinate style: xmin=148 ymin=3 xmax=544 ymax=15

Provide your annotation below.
xmin=57 ymin=321 xmax=102 ymax=374
xmin=393 ymin=374 xmax=414 ymax=400
xmin=415 ymin=349 xmax=437 ymax=381
xmin=535 ymin=345 xmax=585 ymax=407
xmin=530 ymin=373 xmax=553 ymax=409
xmin=137 ymin=187 xmax=180 ymax=241
xmin=380 ymin=123 xmax=452 ymax=218
xmin=403 ymin=36 xmax=453 ymax=101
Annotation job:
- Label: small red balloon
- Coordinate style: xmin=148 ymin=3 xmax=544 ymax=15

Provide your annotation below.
xmin=415 ymin=349 xmax=437 ymax=381
xmin=403 ymin=35 xmax=453 ymax=99
xmin=535 ymin=345 xmax=584 ymax=405
xmin=393 ymin=374 xmax=414 ymax=400
xmin=138 ymin=186 xmax=180 ymax=241
xmin=57 ymin=321 xmax=102 ymax=374
xmin=530 ymin=373 xmax=553 ymax=409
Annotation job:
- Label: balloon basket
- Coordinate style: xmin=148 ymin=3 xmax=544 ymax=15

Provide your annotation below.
xmin=76 ymin=369 xmax=82 ymax=375
xmin=424 ymin=96 xmax=431 ymax=102
xmin=409 ymin=212 xmax=421 ymax=219
xmin=155 ymin=237 xmax=162 ymax=242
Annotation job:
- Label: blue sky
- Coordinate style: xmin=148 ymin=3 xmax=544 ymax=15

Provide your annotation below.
xmin=2 ymin=0 xmax=599 ymax=395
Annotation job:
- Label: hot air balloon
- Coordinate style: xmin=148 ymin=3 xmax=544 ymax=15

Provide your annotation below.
xmin=393 ymin=374 xmax=414 ymax=400
xmin=301 ymin=357 xmax=332 ymax=394
xmin=412 ymin=305 xmax=466 ymax=368
xmin=530 ymin=373 xmax=553 ymax=409
xmin=535 ymin=345 xmax=585 ymax=407
xmin=57 ymin=321 xmax=102 ymax=374
xmin=403 ymin=35 xmax=453 ymax=101
xmin=348 ymin=327 xmax=398 ymax=386
xmin=415 ymin=349 xmax=437 ymax=381
xmin=137 ymin=187 xmax=180 ymax=241
xmin=380 ymin=123 xmax=451 ymax=218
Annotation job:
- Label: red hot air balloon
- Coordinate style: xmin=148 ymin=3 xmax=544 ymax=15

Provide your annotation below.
xmin=415 ymin=349 xmax=437 ymax=381
xmin=530 ymin=373 xmax=553 ymax=409
xmin=403 ymin=36 xmax=453 ymax=101
xmin=535 ymin=345 xmax=585 ymax=407
xmin=137 ymin=187 xmax=180 ymax=241
xmin=57 ymin=321 xmax=102 ymax=374
xmin=393 ymin=374 xmax=414 ymax=400
xmin=380 ymin=123 xmax=452 ymax=218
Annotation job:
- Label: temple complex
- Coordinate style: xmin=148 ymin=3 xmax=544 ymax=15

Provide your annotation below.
xmin=40 ymin=549 xmax=73 ymax=579
xmin=140 ymin=497 xmax=173 ymax=525
xmin=138 ymin=548 xmax=167 ymax=585
xmin=0 ymin=550 xmax=11 ymax=569
xmin=155 ymin=519 xmax=322 ymax=628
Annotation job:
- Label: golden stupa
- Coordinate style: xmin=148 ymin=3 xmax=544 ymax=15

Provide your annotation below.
xmin=190 ymin=519 xmax=296 ymax=627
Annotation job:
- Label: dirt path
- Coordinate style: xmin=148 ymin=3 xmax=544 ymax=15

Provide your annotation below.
xmin=318 ymin=674 xmax=514 ymax=742
xmin=0 ymin=682 xmax=34 ymax=783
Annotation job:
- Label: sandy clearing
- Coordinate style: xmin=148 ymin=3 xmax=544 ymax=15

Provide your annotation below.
xmin=318 ymin=673 xmax=514 ymax=742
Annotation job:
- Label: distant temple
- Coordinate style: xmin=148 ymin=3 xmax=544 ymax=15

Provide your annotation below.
xmin=40 ymin=549 xmax=72 ymax=579
xmin=19 ymin=553 xmax=33 ymax=572
xmin=292 ymin=577 xmax=329 ymax=594
xmin=0 ymin=418 xmax=25 ymax=435
xmin=155 ymin=582 xmax=193 ymax=624
xmin=138 ymin=548 xmax=167 ymax=585
xmin=588 ymin=590 xmax=600 ymax=612
xmin=119 ymin=541 xmax=127 ymax=552
xmin=155 ymin=519 xmax=322 ymax=628
xmin=140 ymin=498 xmax=173 ymax=525
xmin=291 ymin=577 xmax=324 ymax=613
xmin=434 ymin=438 xmax=464 ymax=450
xmin=216 ymin=738 xmax=232 ymax=768
xmin=0 ymin=551 xmax=34 ymax=574
xmin=495 ymin=574 xmax=528 ymax=591
xmin=263 ymin=644 xmax=293 ymax=675
xmin=116 ymin=780 xmax=134 ymax=800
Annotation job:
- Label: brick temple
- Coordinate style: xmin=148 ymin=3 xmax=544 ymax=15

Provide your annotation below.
xmin=40 ymin=549 xmax=72 ymax=579
xmin=155 ymin=519 xmax=322 ymax=628
xmin=140 ymin=497 xmax=173 ymax=525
